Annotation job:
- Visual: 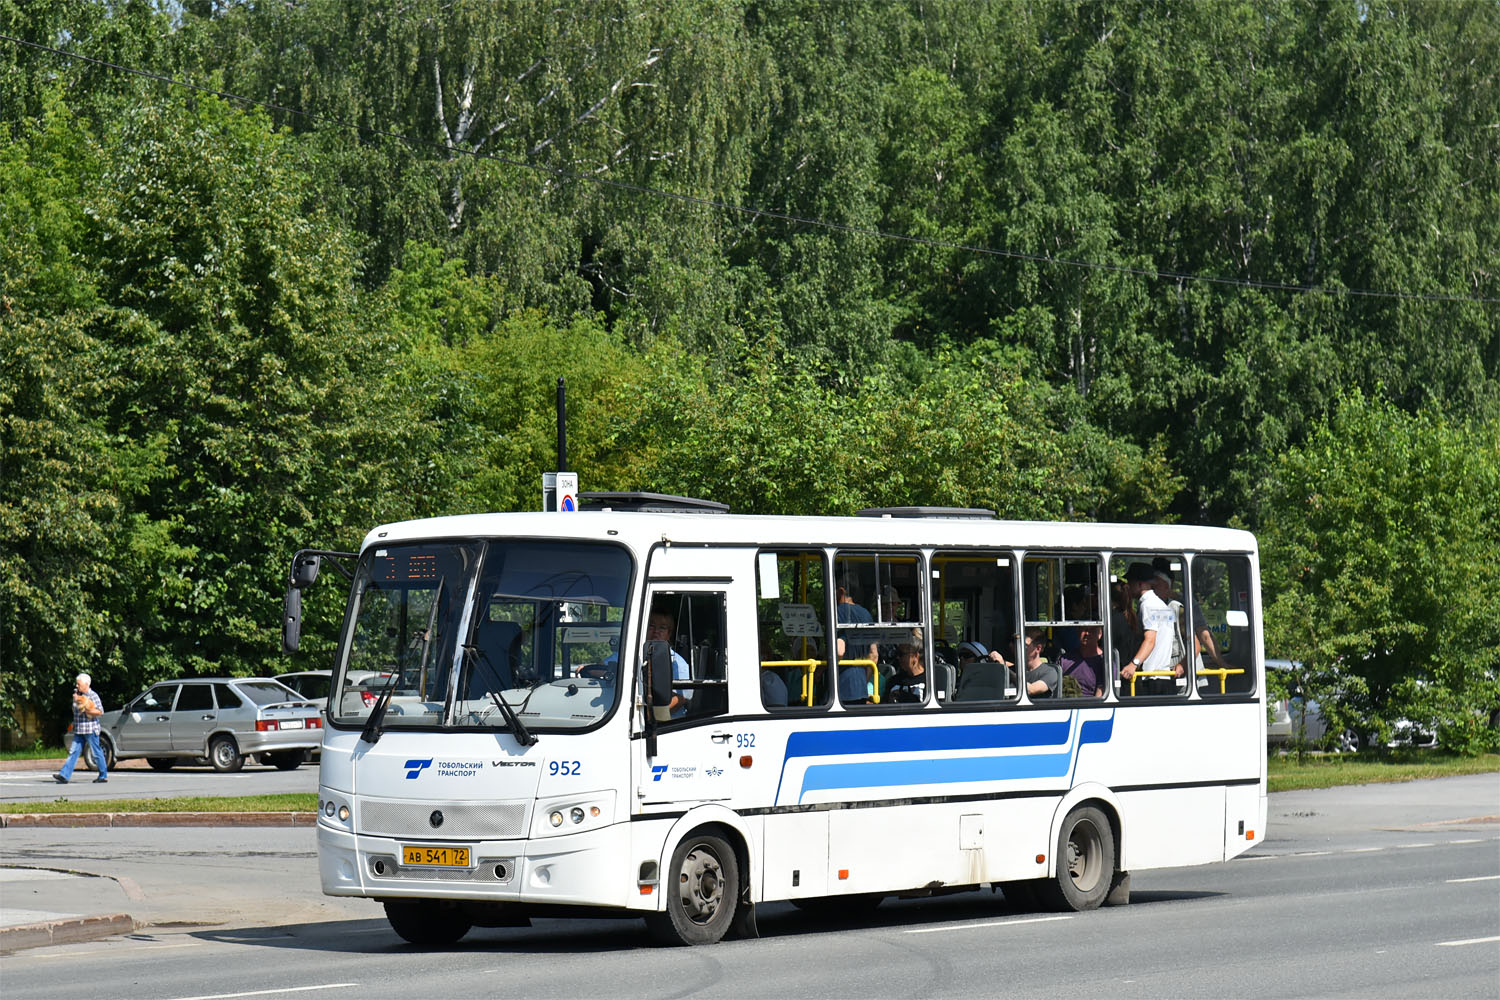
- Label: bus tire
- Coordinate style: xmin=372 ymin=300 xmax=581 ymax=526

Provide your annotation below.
xmin=1038 ymin=805 xmax=1114 ymax=912
xmin=383 ymin=900 xmax=472 ymax=946
xmin=645 ymin=832 xmax=738 ymax=946
xmin=208 ymin=735 xmax=244 ymax=773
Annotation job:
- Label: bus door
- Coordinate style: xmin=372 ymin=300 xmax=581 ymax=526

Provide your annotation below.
xmin=633 ymin=557 xmax=738 ymax=807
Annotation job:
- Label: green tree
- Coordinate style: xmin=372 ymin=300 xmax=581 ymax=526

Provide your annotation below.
xmin=1260 ymin=394 xmax=1500 ymax=754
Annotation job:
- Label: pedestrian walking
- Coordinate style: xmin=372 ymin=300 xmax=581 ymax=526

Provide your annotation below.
xmin=55 ymin=673 xmax=108 ymax=784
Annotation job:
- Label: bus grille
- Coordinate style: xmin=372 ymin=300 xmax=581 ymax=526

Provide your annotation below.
xmin=358 ymin=800 xmax=528 ymax=839
xmin=368 ymin=854 xmax=516 ymax=883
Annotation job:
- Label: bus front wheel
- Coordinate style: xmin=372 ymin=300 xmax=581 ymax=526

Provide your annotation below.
xmin=646 ymin=832 xmax=739 ymax=946
xmin=384 ymin=900 xmax=472 ymax=946
xmin=1038 ymin=805 xmax=1115 ymax=912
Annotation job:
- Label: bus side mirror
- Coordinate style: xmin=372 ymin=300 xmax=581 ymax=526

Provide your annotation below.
xmin=291 ymin=553 xmax=323 ymax=589
xmin=282 ymin=587 xmax=303 ymax=653
xmin=644 ymin=640 xmax=674 ymax=723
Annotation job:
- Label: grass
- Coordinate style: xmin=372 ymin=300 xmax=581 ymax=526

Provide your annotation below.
xmin=0 ymin=793 xmax=318 ymax=814
xmin=1268 ymin=751 xmax=1500 ymax=793
xmin=0 ymin=746 xmax=69 ymax=761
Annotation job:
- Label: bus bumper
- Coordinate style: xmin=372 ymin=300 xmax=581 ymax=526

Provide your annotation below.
xmin=318 ymin=821 xmax=636 ymax=908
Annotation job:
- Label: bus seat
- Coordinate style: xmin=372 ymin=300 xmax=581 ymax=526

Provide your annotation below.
xmin=935 ymin=662 xmax=956 ymax=700
xmin=955 ymin=661 xmax=1008 ymax=702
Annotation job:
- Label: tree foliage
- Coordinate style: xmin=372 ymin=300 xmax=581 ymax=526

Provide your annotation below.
xmin=1260 ymin=394 xmax=1500 ymax=754
xmin=2 ymin=1 xmax=1497 ymax=744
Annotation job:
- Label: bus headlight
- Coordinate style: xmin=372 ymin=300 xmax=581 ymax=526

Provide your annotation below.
xmin=534 ymin=792 xmax=615 ymax=837
xmin=318 ymin=790 xmax=353 ymax=831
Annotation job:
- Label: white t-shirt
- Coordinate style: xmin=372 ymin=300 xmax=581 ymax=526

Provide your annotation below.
xmin=1138 ymin=590 xmax=1177 ymax=674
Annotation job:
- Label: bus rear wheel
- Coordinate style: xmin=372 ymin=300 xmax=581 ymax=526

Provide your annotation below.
xmin=1038 ymin=805 xmax=1115 ymax=912
xmin=384 ymin=900 xmax=472 ymax=946
xmin=646 ymin=832 xmax=739 ymax=946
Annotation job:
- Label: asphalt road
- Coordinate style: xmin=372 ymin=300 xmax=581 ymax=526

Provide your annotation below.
xmin=2 ymin=774 xmax=1496 ymax=999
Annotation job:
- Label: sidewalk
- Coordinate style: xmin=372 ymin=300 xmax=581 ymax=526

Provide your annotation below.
xmin=0 ymin=866 xmax=137 ymax=951
xmin=1 ymin=809 xmax=326 ymax=954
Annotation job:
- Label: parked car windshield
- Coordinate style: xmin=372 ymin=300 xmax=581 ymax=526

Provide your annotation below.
xmin=329 ymin=539 xmax=632 ymax=732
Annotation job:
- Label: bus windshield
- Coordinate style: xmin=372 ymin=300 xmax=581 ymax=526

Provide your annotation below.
xmin=329 ymin=539 xmax=632 ymax=732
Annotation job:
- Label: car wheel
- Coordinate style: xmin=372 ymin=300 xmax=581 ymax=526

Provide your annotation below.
xmin=146 ymin=757 xmax=175 ymax=771
xmin=270 ymin=750 xmax=303 ymax=771
xmin=208 ymin=735 xmax=244 ymax=773
xmin=383 ymin=900 xmax=471 ymax=946
xmin=1036 ymin=805 xmax=1115 ymax=912
xmin=645 ymin=831 xmax=739 ymax=946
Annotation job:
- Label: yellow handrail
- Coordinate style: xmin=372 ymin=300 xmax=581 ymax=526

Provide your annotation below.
xmin=760 ymin=658 xmax=826 ymax=706
xmin=1127 ymin=670 xmax=1177 ymax=697
xmin=1196 ymin=666 xmax=1245 ymax=694
xmin=835 ymin=657 xmax=880 ymax=705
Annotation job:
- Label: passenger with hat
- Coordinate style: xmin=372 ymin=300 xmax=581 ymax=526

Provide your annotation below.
xmin=1121 ymin=561 xmax=1180 ymax=695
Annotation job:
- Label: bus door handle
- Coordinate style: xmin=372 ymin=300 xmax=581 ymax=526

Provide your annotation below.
xmin=709 ymin=732 xmax=732 ymax=744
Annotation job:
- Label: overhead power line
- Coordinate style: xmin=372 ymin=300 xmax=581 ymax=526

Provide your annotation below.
xmin=3 ymin=31 xmax=1496 ymax=306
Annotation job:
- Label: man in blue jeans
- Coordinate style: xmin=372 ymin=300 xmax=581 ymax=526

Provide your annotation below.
xmin=55 ymin=673 xmax=108 ymax=784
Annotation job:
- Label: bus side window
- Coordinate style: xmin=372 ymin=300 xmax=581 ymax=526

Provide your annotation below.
xmin=1191 ymin=555 xmax=1255 ymax=697
xmin=937 ymin=550 xmax=1020 ymax=704
xmin=757 ymin=550 xmax=831 ymax=710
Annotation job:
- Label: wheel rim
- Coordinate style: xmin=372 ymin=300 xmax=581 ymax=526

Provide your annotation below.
xmin=675 ymin=841 xmax=725 ymax=926
xmin=1065 ymin=819 xmax=1105 ymax=894
xmin=213 ymin=740 xmax=235 ymax=767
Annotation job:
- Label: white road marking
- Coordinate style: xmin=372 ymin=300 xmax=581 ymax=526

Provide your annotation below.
xmin=1396 ymin=843 xmax=1435 ymax=849
xmin=1436 ymin=935 xmax=1500 ymax=948
xmin=906 ymin=915 xmax=1073 ymax=934
xmin=1291 ymin=851 xmax=1331 ymax=857
xmin=165 ymin=985 xmax=358 ymax=1000
xmin=1446 ymin=875 xmax=1500 ymax=884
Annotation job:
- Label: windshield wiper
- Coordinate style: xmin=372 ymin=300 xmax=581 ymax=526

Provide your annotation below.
xmin=461 ymin=644 xmax=537 ymax=747
xmin=359 ymin=667 xmax=400 ymax=745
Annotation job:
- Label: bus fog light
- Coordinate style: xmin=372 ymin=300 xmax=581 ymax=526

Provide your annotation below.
xmin=338 ymin=805 xmax=350 ymax=822
xmin=570 ymin=807 xmax=585 ymax=824
xmin=323 ymin=801 xmax=335 ymax=817
xmin=549 ymin=810 xmax=564 ymax=827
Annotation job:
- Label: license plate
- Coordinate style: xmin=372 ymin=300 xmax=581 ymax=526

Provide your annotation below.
xmin=279 ymin=719 xmax=304 ymax=729
xmin=402 ymin=845 xmax=471 ymax=868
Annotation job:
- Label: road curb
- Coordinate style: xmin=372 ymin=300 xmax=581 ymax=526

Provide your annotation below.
xmin=0 ymin=913 xmax=136 ymax=953
xmin=0 ymin=812 xmax=317 ymax=828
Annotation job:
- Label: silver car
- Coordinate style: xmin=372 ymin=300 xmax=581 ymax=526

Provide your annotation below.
xmin=93 ymin=677 xmax=322 ymax=773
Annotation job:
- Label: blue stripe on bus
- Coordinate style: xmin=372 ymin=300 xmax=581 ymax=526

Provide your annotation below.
xmin=784 ymin=719 xmax=1072 ymax=758
xmin=775 ymin=709 xmax=1116 ymax=803
xmin=800 ymin=749 xmax=1077 ymax=796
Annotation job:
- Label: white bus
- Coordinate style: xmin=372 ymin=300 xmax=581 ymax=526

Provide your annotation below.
xmin=285 ymin=495 xmax=1266 ymax=946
